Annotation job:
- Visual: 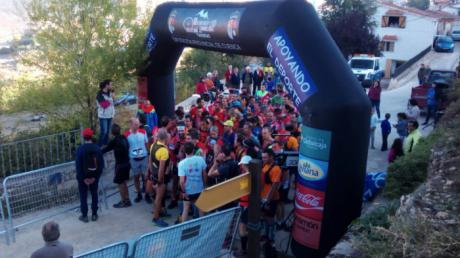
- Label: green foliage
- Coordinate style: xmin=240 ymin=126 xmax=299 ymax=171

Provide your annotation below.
xmin=352 ymin=201 xmax=399 ymax=232
xmin=320 ymin=0 xmax=380 ymax=57
xmin=175 ymin=48 xmax=262 ymax=102
xmin=350 ymin=201 xmax=401 ymax=257
xmin=21 ymin=0 xmax=148 ymax=128
xmin=383 ymin=130 xmax=441 ymax=199
xmin=407 ymin=0 xmax=430 ymax=10
xmin=353 ymin=212 xmax=460 ymax=257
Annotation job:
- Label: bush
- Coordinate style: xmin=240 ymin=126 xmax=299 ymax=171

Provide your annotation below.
xmin=353 ymin=213 xmax=460 ymax=258
xmin=383 ymin=130 xmax=441 ymax=199
xmin=350 ymin=201 xmax=400 ymax=257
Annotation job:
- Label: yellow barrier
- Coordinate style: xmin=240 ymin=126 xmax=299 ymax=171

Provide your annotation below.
xmin=195 ymin=173 xmax=251 ymax=212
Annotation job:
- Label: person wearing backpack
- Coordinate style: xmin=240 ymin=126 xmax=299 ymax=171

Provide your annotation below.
xmin=260 ymin=147 xmax=282 ymax=246
xmin=148 ymin=128 xmax=171 ymax=228
xmin=125 ymin=118 xmax=151 ymax=204
xmin=75 ymin=128 xmax=104 ymax=223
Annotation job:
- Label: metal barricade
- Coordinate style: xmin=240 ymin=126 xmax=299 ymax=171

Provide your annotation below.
xmin=0 ymin=193 xmax=10 ymax=245
xmin=0 ymin=129 xmax=82 ymax=178
xmin=3 ymin=162 xmax=108 ymax=242
xmin=132 ymin=207 xmax=241 ymax=258
xmin=75 ymin=241 xmax=129 ymax=258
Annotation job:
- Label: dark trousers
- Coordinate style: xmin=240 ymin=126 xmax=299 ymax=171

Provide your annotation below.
xmin=425 ymin=105 xmax=437 ymax=124
xmin=370 ymin=100 xmax=381 ymax=119
xmin=381 ymin=132 xmax=390 ymax=151
xmin=78 ymin=179 xmax=99 ymax=216
xmin=252 ymin=82 xmax=261 ymax=96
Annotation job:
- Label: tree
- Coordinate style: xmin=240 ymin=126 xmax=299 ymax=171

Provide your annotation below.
xmin=22 ymin=0 xmax=148 ymax=129
xmin=320 ymin=0 xmax=380 ymax=58
xmin=407 ymin=0 xmax=430 ymax=10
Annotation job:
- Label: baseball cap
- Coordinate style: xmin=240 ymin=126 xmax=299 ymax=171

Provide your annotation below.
xmin=224 ymin=120 xmax=234 ymax=127
xmin=238 ymin=155 xmax=252 ymax=165
xmin=82 ymin=128 xmax=94 ymax=138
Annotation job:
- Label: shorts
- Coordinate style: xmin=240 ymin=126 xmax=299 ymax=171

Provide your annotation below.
xmin=262 ymin=201 xmax=278 ymax=218
xmin=240 ymin=206 xmax=248 ymax=224
xmin=184 ymin=193 xmax=200 ymax=202
xmin=114 ymin=163 xmax=130 ymax=184
xmin=150 ymin=173 xmax=171 ymax=185
xmin=130 ymin=157 xmax=147 ymax=176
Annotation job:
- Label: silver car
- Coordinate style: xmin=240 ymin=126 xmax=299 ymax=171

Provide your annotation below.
xmin=451 ymin=30 xmax=460 ymax=41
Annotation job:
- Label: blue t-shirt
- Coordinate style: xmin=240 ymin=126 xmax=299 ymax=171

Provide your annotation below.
xmin=178 ymin=156 xmax=207 ymax=195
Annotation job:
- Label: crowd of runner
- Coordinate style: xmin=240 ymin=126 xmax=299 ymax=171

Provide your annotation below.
xmin=75 ymin=64 xmax=301 ymax=255
xmin=42 ymin=62 xmax=433 ymax=258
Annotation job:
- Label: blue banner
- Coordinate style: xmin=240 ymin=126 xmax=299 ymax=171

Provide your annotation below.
xmin=297 ymin=154 xmax=329 ymax=191
xmin=266 ymin=27 xmax=318 ymax=108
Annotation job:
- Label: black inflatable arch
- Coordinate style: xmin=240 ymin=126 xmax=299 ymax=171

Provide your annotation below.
xmin=145 ymin=0 xmax=370 ymax=257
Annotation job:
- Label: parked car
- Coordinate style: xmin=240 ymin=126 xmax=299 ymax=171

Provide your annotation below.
xmin=114 ymin=92 xmax=137 ymax=106
xmin=410 ymin=70 xmax=456 ymax=112
xmin=433 ymin=35 xmax=455 ymax=53
xmin=451 ymin=30 xmax=460 ymax=41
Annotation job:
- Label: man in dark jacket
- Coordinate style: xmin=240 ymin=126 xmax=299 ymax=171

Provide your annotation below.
xmin=102 ymin=124 xmax=131 ymax=208
xmin=417 ymin=64 xmax=426 ymax=85
xmin=253 ymin=66 xmax=264 ymax=96
xmin=230 ymin=66 xmax=241 ymax=91
xmin=76 ymin=128 xmax=104 ymax=223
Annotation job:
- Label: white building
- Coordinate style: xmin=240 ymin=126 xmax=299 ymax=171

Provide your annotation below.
xmin=375 ymin=0 xmax=459 ymax=77
xmin=432 ymin=0 xmax=460 ymax=15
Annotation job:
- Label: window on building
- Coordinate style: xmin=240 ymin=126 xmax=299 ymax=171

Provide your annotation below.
xmin=379 ymin=41 xmax=395 ymax=52
xmin=381 ymin=16 xmax=406 ymax=28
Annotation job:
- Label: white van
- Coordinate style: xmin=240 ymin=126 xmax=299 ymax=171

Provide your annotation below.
xmin=348 ymin=55 xmax=385 ymax=88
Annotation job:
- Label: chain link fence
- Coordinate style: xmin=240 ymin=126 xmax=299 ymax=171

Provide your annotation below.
xmin=75 ymin=242 xmax=129 ymax=258
xmin=0 ymin=129 xmax=82 ymax=179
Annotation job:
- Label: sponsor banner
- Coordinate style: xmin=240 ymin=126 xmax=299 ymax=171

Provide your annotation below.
xmin=168 ymin=8 xmax=244 ymax=50
xmin=300 ymin=125 xmax=332 ymax=161
xmin=145 ymin=27 xmax=157 ymax=52
xmin=266 ymin=27 xmax=318 ymax=108
xmin=292 ymin=214 xmax=322 ymax=250
xmin=297 ymin=154 xmax=328 ymax=191
xmin=294 ymin=183 xmax=325 ymax=220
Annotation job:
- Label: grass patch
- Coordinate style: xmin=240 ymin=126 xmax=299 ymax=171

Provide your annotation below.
xmin=383 ymin=130 xmax=442 ymax=199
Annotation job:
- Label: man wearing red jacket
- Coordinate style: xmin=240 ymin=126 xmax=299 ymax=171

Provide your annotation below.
xmin=368 ymin=81 xmax=382 ymax=119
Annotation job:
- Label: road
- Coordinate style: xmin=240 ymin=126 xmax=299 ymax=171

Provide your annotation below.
xmin=366 ymin=45 xmax=460 ymax=172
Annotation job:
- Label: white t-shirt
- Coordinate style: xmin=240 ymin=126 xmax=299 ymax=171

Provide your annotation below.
xmin=407 ymin=105 xmax=420 ymax=121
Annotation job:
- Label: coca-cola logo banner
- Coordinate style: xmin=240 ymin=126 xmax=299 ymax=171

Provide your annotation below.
xmin=298 ymin=154 xmax=328 ymax=191
xmin=294 ymin=183 xmax=325 ymax=220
